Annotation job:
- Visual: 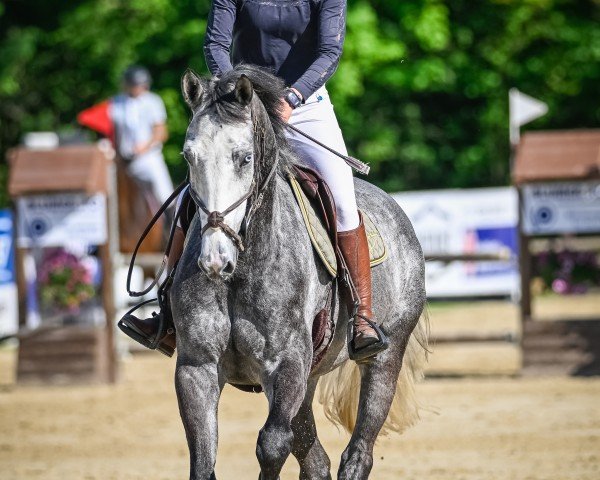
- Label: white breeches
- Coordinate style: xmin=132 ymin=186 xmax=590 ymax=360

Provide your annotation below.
xmin=128 ymin=153 xmax=174 ymax=205
xmin=176 ymin=85 xmax=359 ymax=232
xmin=286 ymin=86 xmax=360 ymax=232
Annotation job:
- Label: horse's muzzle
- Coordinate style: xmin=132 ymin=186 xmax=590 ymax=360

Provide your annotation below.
xmin=198 ymin=253 xmax=236 ymax=280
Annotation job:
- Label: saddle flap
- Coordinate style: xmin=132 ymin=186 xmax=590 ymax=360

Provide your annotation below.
xmin=293 ymin=167 xmax=319 ymax=198
xmin=289 ymin=166 xmax=388 ymax=277
xmin=292 ymin=164 xmax=337 ymax=236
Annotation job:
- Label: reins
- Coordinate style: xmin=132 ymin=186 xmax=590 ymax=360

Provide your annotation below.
xmin=126 ymin=180 xmax=188 ymax=297
xmin=125 ymin=149 xmax=280 ymax=297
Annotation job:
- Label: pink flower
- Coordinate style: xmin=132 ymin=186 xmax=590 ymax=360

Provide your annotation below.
xmin=38 ymin=247 xmax=97 ymax=310
xmin=552 ymin=278 xmax=570 ymax=295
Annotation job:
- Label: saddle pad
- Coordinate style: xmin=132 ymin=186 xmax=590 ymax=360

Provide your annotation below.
xmin=289 ymin=175 xmax=388 ymax=277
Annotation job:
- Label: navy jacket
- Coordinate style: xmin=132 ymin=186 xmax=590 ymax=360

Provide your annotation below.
xmin=204 ymin=0 xmax=346 ymax=101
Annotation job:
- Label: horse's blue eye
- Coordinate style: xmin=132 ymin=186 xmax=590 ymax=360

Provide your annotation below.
xmin=244 ymin=153 xmax=253 ymax=164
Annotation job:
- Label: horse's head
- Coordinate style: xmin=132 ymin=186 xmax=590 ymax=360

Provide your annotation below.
xmin=181 ymin=67 xmax=285 ymax=281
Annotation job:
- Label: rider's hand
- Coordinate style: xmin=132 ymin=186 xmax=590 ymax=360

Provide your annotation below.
xmin=279 ymin=99 xmax=293 ymax=123
xmin=279 ymin=87 xmax=302 ymax=123
xmin=133 ymin=143 xmax=148 ymax=155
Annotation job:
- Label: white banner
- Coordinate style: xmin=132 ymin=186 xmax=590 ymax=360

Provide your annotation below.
xmin=0 ymin=285 xmax=18 ymax=337
xmin=0 ymin=210 xmax=17 ymax=336
xmin=522 ymin=181 xmax=600 ymax=235
xmin=17 ymin=193 xmax=107 ymax=248
xmin=392 ymin=187 xmax=519 ymax=298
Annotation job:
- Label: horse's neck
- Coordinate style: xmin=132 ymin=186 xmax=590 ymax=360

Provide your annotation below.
xmin=242 ymin=174 xmax=287 ymax=263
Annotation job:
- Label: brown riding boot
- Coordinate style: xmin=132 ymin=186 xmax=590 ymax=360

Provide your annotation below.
xmin=118 ymin=227 xmax=185 ymax=357
xmin=337 ymin=213 xmax=389 ymax=362
xmin=119 ymin=308 xmax=176 ymax=357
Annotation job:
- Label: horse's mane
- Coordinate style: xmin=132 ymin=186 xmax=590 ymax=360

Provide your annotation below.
xmin=214 ymin=65 xmax=287 ymax=137
xmin=205 ymin=65 xmax=296 ymax=180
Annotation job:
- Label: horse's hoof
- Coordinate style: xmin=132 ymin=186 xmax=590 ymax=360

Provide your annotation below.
xmin=210 ymin=473 xmax=217 ymax=480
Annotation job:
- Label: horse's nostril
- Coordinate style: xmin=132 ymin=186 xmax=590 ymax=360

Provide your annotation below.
xmin=222 ymin=261 xmax=235 ymax=276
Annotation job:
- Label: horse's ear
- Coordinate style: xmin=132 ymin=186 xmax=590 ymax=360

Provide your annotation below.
xmin=182 ymin=69 xmax=203 ymax=107
xmin=234 ymin=74 xmax=253 ymax=106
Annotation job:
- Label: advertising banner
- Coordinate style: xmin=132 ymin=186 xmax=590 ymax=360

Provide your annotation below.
xmin=16 ymin=193 xmax=107 ymax=248
xmin=522 ymin=181 xmax=600 ymax=235
xmin=0 ymin=210 xmax=14 ymax=285
xmin=392 ymin=187 xmax=519 ymax=298
xmin=0 ymin=210 xmax=18 ymax=336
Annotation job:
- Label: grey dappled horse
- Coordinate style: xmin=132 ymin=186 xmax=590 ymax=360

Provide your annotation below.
xmin=171 ymin=65 xmax=428 ymax=480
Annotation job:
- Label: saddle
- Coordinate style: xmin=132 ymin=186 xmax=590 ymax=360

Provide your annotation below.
xmin=289 ymin=165 xmax=388 ymax=277
xmin=288 ymin=165 xmax=388 ymax=371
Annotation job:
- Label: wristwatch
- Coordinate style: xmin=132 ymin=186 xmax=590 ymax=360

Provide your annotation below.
xmin=284 ymin=88 xmax=303 ymax=109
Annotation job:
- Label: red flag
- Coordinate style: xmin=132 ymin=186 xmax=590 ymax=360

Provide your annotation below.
xmin=77 ymin=100 xmax=114 ymax=140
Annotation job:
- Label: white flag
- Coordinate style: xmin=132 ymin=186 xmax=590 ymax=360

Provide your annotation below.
xmin=509 ymin=88 xmax=548 ymax=146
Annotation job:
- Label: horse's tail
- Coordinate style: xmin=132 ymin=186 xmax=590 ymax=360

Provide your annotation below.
xmin=317 ymin=309 xmax=430 ymax=435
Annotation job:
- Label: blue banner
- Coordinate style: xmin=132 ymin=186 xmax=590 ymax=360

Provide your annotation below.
xmin=0 ymin=209 xmax=15 ymax=285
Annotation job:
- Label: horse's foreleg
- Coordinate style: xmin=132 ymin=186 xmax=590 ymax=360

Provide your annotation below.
xmin=175 ymin=360 xmax=222 ymax=480
xmin=291 ymin=379 xmax=332 ymax=480
xmin=257 ymin=356 xmax=308 ymax=480
xmin=337 ymin=348 xmax=404 ymax=480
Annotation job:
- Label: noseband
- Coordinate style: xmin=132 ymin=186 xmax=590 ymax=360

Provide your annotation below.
xmin=189 ymin=150 xmax=279 ymax=252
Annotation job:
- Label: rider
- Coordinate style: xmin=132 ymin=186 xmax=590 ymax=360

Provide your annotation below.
xmin=111 ymin=65 xmax=174 ymax=206
xmin=119 ymin=0 xmax=387 ymax=361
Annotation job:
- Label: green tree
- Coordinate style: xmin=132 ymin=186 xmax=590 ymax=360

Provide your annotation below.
xmin=1 ymin=0 xmax=599 ymax=207
xmin=331 ymin=0 xmax=600 ymax=191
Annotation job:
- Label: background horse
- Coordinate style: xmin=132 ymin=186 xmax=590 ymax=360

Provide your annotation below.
xmin=171 ymin=65 xmax=428 ymax=480
xmin=116 ymin=159 xmax=165 ymax=254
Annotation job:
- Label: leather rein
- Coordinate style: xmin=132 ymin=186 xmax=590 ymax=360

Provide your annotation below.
xmin=125 ymin=149 xmax=279 ymax=297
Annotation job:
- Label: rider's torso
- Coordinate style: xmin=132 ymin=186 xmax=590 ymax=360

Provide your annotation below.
xmin=110 ymin=92 xmax=165 ymax=161
xmin=232 ymin=0 xmax=318 ymax=87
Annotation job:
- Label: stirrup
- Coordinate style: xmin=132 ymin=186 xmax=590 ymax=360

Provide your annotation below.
xmin=346 ymin=314 xmax=389 ymax=363
xmin=117 ymin=299 xmax=175 ymax=357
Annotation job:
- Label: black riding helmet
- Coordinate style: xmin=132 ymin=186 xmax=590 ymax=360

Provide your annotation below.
xmin=123 ymin=65 xmax=152 ymax=87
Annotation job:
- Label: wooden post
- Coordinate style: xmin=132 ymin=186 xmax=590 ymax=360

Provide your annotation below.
xmin=102 ymin=152 xmax=118 ymax=383
xmin=517 ymin=186 xmax=532 ymax=324
xmin=14 ymin=246 xmax=27 ymax=328
xmin=99 ymin=242 xmax=116 ymax=383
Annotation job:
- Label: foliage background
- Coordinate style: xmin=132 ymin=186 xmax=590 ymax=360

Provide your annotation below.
xmin=1 ymin=0 xmax=599 ymax=207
